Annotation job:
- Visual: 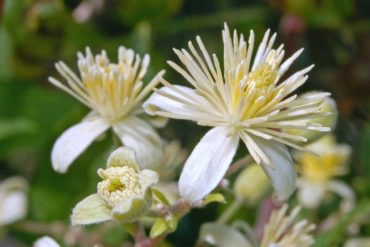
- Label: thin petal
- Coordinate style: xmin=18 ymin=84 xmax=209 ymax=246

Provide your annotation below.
xmin=200 ymin=223 xmax=253 ymax=247
xmin=143 ymin=85 xmax=201 ymax=119
xmin=51 ymin=118 xmax=109 ymax=173
xmin=33 ymin=236 xmax=60 ymax=247
xmin=179 ymin=127 xmax=239 ymax=203
xmin=328 ymin=180 xmax=355 ymax=203
xmin=253 ymin=137 xmax=297 ymax=201
xmin=112 ymin=194 xmax=151 ymax=222
xmin=113 ymin=117 xmax=162 ymax=169
xmin=71 ymin=194 xmax=112 ymax=225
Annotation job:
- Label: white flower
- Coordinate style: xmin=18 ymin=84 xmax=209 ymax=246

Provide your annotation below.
xmin=0 ymin=177 xmax=28 ymax=227
xmin=200 ymin=205 xmax=315 ymax=247
xmin=144 ymin=23 xmax=331 ymax=202
xmin=71 ymin=147 xmax=158 ymax=225
xmin=33 ymin=236 xmax=60 ymax=247
xmin=49 ymin=46 xmax=165 ymax=173
xmin=296 ymin=135 xmax=353 ymax=209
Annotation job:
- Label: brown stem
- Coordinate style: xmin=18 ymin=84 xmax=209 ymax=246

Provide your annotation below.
xmin=226 ymin=155 xmax=253 ymax=176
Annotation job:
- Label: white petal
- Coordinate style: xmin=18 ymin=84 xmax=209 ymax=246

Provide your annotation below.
xmin=143 ymin=85 xmax=202 ymax=120
xmin=0 ymin=191 xmax=27 ymax=226
xmin=51 ymin=118 xmax=109 ymax=173
xmin=71 ymin=194 xmax=112 ymax=225
xmin=253 ymin=137 xmax=296 ymax=201
xmin=179 ymin=127 xmax=239 ymax=203
xmin=328 ymin=180 xmax=355 ymax=203
xmin=200 ymin=223 xmax=253 ymax=247
xmin=297 ymin=179 xmax=326 ymax=209
xmin=33 ymin=236 xmax=60 ymax=247
xmin=113 ymin=117 xmax=162 ymax=169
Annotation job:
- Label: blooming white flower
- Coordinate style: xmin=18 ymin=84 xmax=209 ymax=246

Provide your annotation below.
xmin=144 ymin=23 xmax=331 ymax=202
xmin=200 ymin=205 xmax=315 ymax=247
xmin=49 ymin=46 xmax=165 ymax=173
xmin=296 ymin=135 xmax=353 ymax=209
xmin=0 ymin=176 xmax=28 ymax=226
xmin=71 ymin=147 xmax=158 ymax=225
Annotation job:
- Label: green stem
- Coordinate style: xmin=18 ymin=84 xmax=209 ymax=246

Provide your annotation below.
xmin=216 ymin=199 xmax=244 ymax=224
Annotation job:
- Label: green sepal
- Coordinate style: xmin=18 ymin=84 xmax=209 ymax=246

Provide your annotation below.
xmin=152 ymin=188 xmax=171 ymax=206
xmin=204 ymin=193 xmax=226 ymax=205
xmin=150 ymin=218 xmax=168 ymax=238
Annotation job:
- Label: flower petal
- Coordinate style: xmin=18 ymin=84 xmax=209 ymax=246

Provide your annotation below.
xmin=52 ymin=118 xmax=109 ymax=173
xmin=112 ymin=193 xmax=151 ymax=222
xmin=297 ymin=179 xmax=326 ymax=209
xmin=107 ymin=147 xmax=140 ymax=171
xmin=143 ymin=85 xmax=202 ymax=120
xmin=0 ymin=191 xmax=27 ymax=226
xmin=71 ymin=193 xmax=112 ymax=225
xmin=179 ymin=127 xmax=239 ymax=203
xmin=33 ymin=236 xmax=60 ymax=247
xmin=200 ymin=223 xmax=253 ymax=247
xmin=113 ymin=117 xmax=162 ymax=169
xmin=253 ymin=137 xmax=296 ymax=201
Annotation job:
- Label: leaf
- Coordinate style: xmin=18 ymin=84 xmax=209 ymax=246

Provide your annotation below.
xmin=204 ymin=193 xmax=227 ymax=205
xmin=150 ymin=218 xmax=168 ymax=238
xmin=152 ymin=188 xmax=171 ymax=206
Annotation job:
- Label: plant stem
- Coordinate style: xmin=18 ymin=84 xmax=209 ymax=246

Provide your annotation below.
xmin=216 ymin=199 xmax=244 ymax=224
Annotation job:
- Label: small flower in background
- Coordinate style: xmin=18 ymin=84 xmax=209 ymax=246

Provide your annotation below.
xmin=71 ymin=147 xmax=158 ymax=225
xmin=200 ymin=204 xmax=315 ymax=247
xmin=49 ymin=46 xmax=165 ymax=173
xmin=0 ymin=177 xmax=28 ymax=227
xmin=144 ymin=23 xmax=331 ymax=203
xmin=296 ymin=134 xmax=354 ymax=209
xmin=33 ymin=236 xmax=60 ymax=247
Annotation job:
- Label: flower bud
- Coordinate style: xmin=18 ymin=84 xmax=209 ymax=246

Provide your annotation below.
xmin=71 ymin=147 xmax=158 ymax=225
xmin=233 ymin=164 xmax=270 ymax=204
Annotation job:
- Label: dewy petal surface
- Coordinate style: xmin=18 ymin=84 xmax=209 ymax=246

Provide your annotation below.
xmin=253 ymin=137 xmax=296 ymax=201
xmin=51 ymin=117 xmax=109 ymax=173
xmin=179 ymin=127 xmax=239 ymax=203
xmin=113 ymin=116 xmax=162 ymax=169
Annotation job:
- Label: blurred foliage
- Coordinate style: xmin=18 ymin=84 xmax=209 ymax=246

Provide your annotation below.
xmin=0 ymin=0 xmax=369 ymax=246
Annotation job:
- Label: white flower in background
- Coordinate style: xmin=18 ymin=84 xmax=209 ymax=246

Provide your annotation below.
xmin=200 ymin=205 xmax=315 ymax=247
xmin=71 ymin=147 xmax=158 ymax=225
xmin=49 ymin=46 xmax=165 ymax=173
xmin=33 ymin=236 xmax=60 ymax=247
xmin=144 ymin=23 xmax=331 ymax=202
xmin=0 ymin=177 xmax=28 ymax=227
xmin=344 ymin=238 xmax=370 ymax=247
xmin=296 ymin=134 xmax=354 ymax=209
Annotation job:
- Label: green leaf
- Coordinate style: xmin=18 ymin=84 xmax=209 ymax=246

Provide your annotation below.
xmin=313 ymin=201 xmax=370 ymax=247
xmin=0 ymin=118 xmax=36 ymax=140
xmin=150 ymin=218 xmax=168 ymax=238
xmin=204 ymin=193 xmax=226 ymax=205
xmin=152 ymin=188 xmax=171 ymax=206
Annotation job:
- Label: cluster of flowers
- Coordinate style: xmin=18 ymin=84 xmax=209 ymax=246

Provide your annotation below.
xmin=2 ymin=23 xmax=360 ymax=246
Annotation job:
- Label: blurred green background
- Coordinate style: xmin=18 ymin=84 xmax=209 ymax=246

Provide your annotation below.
xmin=0 ymin=0 xmax=369 ymax=246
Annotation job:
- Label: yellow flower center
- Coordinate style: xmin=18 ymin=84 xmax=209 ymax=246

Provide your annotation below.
xmin=97 ymin=166 xmax=142 ymax=207
xmin=300 ymin=153 xmax=345 ymax=182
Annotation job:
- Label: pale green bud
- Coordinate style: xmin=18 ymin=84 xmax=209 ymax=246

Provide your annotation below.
xmin=233 ymin=164 xmax=270 ymax=204
xmin=71 ymin=147 xmax=158 ymax=225
xmin=286 ymin=91 xmax=338 ymax=144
